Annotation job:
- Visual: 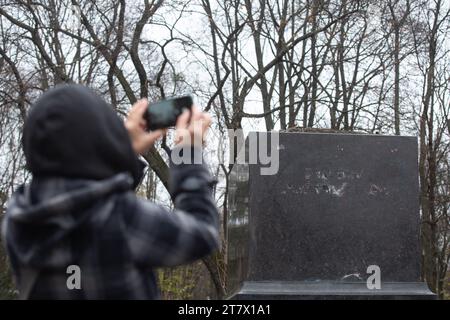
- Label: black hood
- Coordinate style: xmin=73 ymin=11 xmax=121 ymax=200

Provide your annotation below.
xmin=23 ymin=84 xmax=141 ymax=185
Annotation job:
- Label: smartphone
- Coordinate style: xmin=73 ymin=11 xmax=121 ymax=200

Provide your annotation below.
xmin=144 ymin=95 xmax=193 ymax=131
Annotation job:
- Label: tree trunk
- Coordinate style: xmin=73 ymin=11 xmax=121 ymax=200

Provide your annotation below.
xmin=393 ymin=26 xmax=401 ymax=135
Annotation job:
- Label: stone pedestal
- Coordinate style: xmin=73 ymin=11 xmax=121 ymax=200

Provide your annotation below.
xmin=226 ymin=132 xmax=435 ymax=299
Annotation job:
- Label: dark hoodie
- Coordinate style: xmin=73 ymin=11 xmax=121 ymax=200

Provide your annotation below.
xmin=2 ymin=84 xmax=219 ymax=299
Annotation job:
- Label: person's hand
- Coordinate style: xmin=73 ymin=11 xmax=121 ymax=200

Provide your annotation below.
xmin=125 ymin=98 xmax=165 ymax=155
xmin=175 ymin=106 xmax=211 ymax=147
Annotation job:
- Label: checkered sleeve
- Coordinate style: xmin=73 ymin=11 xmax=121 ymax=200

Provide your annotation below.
xmin=126 ymin=146 xmax=220 ymax=267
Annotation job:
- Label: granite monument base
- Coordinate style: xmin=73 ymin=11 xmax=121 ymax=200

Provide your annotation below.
xmin=230 ymin=281 xmax=435 ymax=300
xmin=226 ymin=132 xmax=436 ymax=300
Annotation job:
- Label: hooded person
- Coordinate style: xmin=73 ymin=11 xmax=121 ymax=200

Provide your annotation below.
xmin=1 ymin=84 xmax=219 ymax=299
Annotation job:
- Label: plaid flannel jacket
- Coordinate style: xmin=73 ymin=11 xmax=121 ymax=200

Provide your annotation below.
xmin=1 ymin=147 xmax=219 ymax=299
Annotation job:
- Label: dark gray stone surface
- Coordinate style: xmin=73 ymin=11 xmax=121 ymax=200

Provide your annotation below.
xmin=226 ymin=132 xmax=435 ymax=299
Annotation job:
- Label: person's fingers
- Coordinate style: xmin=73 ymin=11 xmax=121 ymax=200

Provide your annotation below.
xmin=187 ymin=106 xmax=202 ymax=136
xmin=136 ymin=99 xmax=148 ymax=117
xmin=128 ymin=98 xmax=148 ymax=122
xmin=191 ymin=112 xmax=210 ymax=133
xmin=176 ymin=110 xmax=190 ymax=129
xmin=139 ymin=119 xmax=147 ymax=130
xmin=190 ymin=105 xmax=202 ymax=122
xmin=175 ymin=107 xmax=211 ymax=147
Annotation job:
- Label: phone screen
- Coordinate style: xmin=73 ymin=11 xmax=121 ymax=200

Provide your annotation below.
xmin=145 ymin=96 xmax=193 ymax=130
xmin=148 ymin=100 xmax=177 ymax=127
